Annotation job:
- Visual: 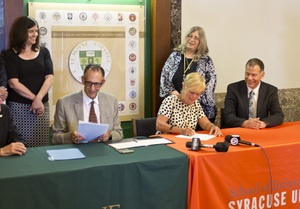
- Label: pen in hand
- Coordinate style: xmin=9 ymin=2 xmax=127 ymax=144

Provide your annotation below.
xmin=185 ymin=121 xmax=195 ymax=136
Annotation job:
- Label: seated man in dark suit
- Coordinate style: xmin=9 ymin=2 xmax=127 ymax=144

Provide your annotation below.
xmin=0 ymin=97 xmax=26 ymax=156
xmin=224 ymin=58 xmax=284 ymax=129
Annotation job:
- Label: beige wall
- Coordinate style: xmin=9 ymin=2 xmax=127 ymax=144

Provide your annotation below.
xmin=182 ymin=0 xmax=300 ymax=93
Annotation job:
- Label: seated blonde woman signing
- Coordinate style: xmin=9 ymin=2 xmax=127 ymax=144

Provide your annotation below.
xmin=156 ymin=72 xmax=222 ymax=137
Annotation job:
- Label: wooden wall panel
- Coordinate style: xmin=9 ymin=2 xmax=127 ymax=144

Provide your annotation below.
xmin=4 ymin=0 xmax=24 ymax=49
xmin=151 ymin=0 xmax=171 ymax=116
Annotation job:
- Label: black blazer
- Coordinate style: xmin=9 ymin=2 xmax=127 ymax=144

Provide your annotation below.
xmin=0 ymin=104 xmax=24 ymax=148
xmin=224 ymin=80 xmax=284 ymax=128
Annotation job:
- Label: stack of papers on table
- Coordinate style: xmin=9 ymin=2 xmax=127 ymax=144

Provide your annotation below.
xmin=46 ymin=148 xmax=86 ymax=161
xmin=107 ymin=137 xmax=173 ymax=150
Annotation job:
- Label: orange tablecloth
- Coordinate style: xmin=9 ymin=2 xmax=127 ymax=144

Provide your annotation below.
xmin=163 ymin=121 xmax=300 ymax=209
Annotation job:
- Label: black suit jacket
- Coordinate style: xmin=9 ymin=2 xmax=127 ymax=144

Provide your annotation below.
xmin=224 ymin=80 xmax=284 ymax=128
xmin=0 ymin=104 xmax=24 ymax=148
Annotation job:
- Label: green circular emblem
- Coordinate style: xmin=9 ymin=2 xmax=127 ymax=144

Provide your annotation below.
xmin=69 ymin=40 xmax=112 ymax=83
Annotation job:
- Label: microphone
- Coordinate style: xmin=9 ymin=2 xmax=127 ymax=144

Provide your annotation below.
xmin=225 ymin=135 xmax=259 ymax=147
xmin=186 ymin=138 xmax=229 ymax=152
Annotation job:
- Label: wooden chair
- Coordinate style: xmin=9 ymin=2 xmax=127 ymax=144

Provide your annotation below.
xmin=132 ymin=117 xmax=157 ymax=137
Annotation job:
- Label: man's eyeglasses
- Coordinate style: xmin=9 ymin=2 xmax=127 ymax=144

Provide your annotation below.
xmin=187 ymin=34 xmax=200 ymax=41
xmin=85 ymin=81 xmax=102 ymax=88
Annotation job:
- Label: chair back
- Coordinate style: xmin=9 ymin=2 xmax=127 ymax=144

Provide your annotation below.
xmin=132 ymin=117 xmax=157 ymax=137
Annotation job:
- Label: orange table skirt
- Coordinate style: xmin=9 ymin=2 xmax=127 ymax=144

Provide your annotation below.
xmin=163 ymin=121 xmax=300 ymax=209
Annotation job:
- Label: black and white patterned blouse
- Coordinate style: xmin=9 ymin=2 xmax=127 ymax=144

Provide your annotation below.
xmin=159 ymin=51 xmax=217 ymax=120
xmin=156 ymin=95 xmax=205 ymax=134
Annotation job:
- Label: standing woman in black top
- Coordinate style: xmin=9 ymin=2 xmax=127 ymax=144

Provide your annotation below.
xmin=4 ymin=16 xmax=53 ymax=147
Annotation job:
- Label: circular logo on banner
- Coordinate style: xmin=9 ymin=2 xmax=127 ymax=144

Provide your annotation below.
xmin=129 ymin=102 xmax=137 ymax=110
xmin=130 ymin=78 xmax=136 ymax=86
xmin=69 ymin=40 xmax=112 ymax=83
xmin=129 ymin=27 xmax=137 ymax=36
xmin=39 ymin=12 xmax=46 ymax=20
xmin=52 ymin=12 xmax=61 ymax=21
xmin=79 ymin=12 xmax=88 ymax=21
xmin=104 ymin=13 xmax=113 ymax=22
xmin=129 ymin=40 xmax=137 ymax=49
xmin=92 ymin=13 xmax=99 ymax=21
xmin=129 ymin=14 xmax=136 ymax=22
xmin=118 ymin=103 xmax=125 ymax=112
xmin=129 ymin=53 xmax=136 ymax=62
xmin=129 ymin=91 xmax=136 ymax=99
xmin=118 ymin=13 xmax=124 ymax=22
xmin=39 ymin=27 xmax=47 ymax=36
xmin=129 ymin=66 xmax=136 ymax=74
xmin=67 ymin=12 xmax=73 ymax=20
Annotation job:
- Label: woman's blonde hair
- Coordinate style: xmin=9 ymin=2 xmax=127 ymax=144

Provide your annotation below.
xmin=174 ymin=26 xmax=209 ymax=61
xmin=183 ymin=72 xmax=206 ymax=93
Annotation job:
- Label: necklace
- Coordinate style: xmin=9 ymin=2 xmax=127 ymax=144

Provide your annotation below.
xmin=183 ymin=54 xmax=194 ymax=79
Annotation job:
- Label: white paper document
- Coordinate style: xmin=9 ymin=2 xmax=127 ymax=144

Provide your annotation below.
xmin=78 ymin=120 xmax=109 ymax=143
xmin=107 ymin=137 xmax=173 ymax=150
xmin=175 ymin=133 xmax=215 ymax=141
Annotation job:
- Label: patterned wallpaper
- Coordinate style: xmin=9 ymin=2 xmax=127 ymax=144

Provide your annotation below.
xmin=170 ymin=0 xmax=181 ymax=51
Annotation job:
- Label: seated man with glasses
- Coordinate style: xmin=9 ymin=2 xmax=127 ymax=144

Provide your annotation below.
xmin=52 ymin=64 xmax=123 ymax=144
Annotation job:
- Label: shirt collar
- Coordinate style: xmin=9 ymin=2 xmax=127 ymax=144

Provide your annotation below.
xmin=247 ymin=82 xmax=261 ymax=95
xmin=82 ymin=90 xmax=99 ymax=105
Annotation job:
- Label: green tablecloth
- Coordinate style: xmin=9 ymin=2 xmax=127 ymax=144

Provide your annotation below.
xmin=0 ymin=142 xmax=188 ymax=209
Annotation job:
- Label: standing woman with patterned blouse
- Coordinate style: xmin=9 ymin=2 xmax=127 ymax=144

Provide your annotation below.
xmin=156 ymin=73 xmax=222 ymax=136
xmin=4 ymin=16 xmax=53 ymax=147
xmin=160 ymin=26 xmax=217 ymax=123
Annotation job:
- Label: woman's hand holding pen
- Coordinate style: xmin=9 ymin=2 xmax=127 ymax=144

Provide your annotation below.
xmin=183 ymin=121 xmax=195 ymax=136
xmin=182 ymin=127 xmax=195 ymax=136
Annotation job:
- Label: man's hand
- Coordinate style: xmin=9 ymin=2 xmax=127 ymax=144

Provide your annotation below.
xmin=93 ymin=130 xmax=112 ymax=142
xmin=242 ymin=118 xmax=267 ymax=129
xmin=71 ymin=131 xmax=86 ymax=144
xmin=0 ymin=142 xmax=26 ymax=156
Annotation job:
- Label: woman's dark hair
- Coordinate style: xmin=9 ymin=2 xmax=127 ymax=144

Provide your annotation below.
xmin=9 ymin=16 xmax=40 ymax=54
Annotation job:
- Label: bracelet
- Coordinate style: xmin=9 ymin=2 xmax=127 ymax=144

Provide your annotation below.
xmin=169 ymin=125 xmax=174 ymax=134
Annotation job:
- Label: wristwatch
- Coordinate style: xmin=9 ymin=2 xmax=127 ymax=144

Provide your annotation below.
xmin=169 ymin=125 xmax=174 ymax=134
